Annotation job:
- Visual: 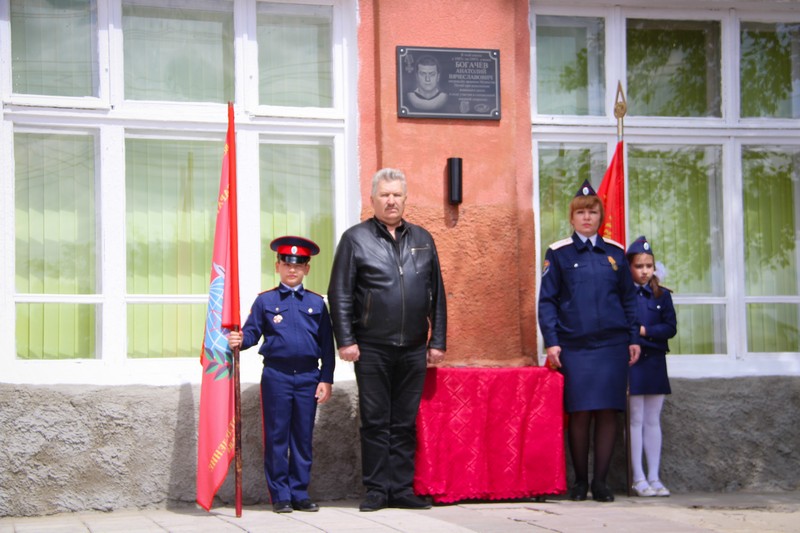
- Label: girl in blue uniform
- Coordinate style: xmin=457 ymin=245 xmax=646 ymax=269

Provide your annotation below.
xmin=538 ymin=180 xmax=640 ymax=503
xmin=626 ymin=236 xmax=676 ymax=497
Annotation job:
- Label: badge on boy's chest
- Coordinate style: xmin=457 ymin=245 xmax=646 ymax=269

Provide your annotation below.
xmin=607 ymin=256 xmax=618 ymax=271
xmin=273 ymin=308 xmax=283 ymax=324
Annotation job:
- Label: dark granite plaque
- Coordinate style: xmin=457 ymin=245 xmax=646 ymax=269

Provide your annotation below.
xmin=397 ymin=46 xmax=501 ymax=120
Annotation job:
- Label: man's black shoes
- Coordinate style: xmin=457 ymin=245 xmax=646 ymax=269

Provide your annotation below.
xmin=272 ymin=500 xmax=292 ymax=513
xmin=359 ymin=492 xmax=388 ymax=512
xmin=360 ymin=491 xmax=432 ymax=511
xmin=292 ymin=499 xmax=319 ymax=512
xmin=390 ymin=493 xmax=432 ymax=509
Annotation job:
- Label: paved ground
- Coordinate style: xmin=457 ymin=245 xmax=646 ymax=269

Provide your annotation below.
xmin=2 ymin=491 xmax=798 ymax=532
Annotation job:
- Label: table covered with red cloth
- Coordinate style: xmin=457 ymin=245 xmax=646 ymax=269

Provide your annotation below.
xmin=413 ymin=367 xmax=566 ymax=503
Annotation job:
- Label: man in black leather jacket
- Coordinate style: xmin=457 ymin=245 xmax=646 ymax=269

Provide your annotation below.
xmin=328 ymin=168 xmax=447 ymax=512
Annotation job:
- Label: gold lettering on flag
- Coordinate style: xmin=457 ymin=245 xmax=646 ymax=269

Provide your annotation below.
xmin=217 ymin=187 xmax=229 ymax=213
xmin=208 ymin=418 xmax=236 ymax=471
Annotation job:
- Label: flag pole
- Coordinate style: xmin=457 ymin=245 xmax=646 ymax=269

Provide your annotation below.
xmin=613 ymin=81 xmax=634 ymax=497
xmin=225 ymin=102 xmax=243 ymax=518
xmin=234 ymin=343 xmax=242 ymax=516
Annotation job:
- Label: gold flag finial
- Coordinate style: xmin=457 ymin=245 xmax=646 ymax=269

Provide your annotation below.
xmin=614 ymin=81 xmax=627 ymax=140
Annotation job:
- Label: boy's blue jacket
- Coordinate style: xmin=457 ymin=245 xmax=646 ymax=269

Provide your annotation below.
xmin=240 ymin=285 xmax=335 ymax=383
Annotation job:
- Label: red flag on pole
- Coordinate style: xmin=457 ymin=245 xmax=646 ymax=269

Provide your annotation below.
xmin=197 ymin=102 xmax=240 ymax=512
xmin=597 ymin=140 xmax=626 ymax=247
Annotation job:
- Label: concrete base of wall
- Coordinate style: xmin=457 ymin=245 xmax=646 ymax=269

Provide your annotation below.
xmin=1 ymin=376 xmax=798 ymax=517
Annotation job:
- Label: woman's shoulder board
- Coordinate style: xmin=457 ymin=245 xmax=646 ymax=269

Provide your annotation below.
xmin=549 ymin=237 xmax=573 ymax=250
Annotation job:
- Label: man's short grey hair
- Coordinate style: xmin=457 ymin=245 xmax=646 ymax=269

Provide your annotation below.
xmin=371 ymin=168 xmax=408 ymax=197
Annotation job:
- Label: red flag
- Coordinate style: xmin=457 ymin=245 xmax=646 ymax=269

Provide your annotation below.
xmin=197 ymin=102 xmax=240 ymax=511
xmin=597 ymin=140 xmax=626 ymax=246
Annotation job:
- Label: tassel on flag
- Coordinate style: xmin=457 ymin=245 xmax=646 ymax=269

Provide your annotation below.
xmin=597 ymin=140 xmax=626 ymax=247
xmin=197 ymin=102 xmax=240 ymax=512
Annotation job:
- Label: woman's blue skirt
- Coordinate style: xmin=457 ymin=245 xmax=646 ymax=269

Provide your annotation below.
xmin=560 ymin=342 xmax=629 ymax=412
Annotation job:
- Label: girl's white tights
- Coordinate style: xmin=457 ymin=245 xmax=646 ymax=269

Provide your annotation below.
xmin=629 ymin=394 xmax=665 ymax=483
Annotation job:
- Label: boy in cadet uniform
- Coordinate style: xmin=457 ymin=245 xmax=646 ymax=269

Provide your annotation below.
xmin=228 ymin=236 xmax=335 ymax=513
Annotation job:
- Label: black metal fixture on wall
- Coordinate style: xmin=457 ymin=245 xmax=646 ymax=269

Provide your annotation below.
xmin=448 ymin=157 xmax=462 ymax=205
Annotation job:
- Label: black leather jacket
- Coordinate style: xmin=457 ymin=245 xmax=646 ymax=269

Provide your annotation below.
xmin=327 ymin=217 xmax=447 ymax=350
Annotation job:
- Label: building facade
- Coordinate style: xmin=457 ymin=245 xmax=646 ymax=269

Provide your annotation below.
xmin=1 ymin=0 xmax=799 ymax=516
xmin=3 ymin=0 xmax=800 ymax=385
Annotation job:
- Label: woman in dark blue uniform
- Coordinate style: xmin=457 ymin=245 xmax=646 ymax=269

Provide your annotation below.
xmin=626 ymin=236 xmax=676 ymax=498
xmin=538 ymin=180 xmax=640 ymax=502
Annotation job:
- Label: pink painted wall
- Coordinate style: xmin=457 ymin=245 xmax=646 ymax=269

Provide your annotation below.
xmin=357 ymin=0 xmax=537 ymax=366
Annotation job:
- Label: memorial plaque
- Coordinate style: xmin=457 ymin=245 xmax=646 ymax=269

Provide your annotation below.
xmin=397 ymin=46 xmax=501 ymax=120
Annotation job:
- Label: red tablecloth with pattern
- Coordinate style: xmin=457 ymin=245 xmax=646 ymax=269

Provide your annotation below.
xmin=413 ymin=367 xmax=566 ymax=503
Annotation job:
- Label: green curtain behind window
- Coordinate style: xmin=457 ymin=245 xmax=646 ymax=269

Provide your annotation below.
xmin=126 ymin=303 xmax=207 ymax=359
xmin=123 ymin=1 xmax=234 ymax=102
xmin=15 ymin=132 xmax=97 ymax=359
xmin=539 ymin=142 xmax=728 ymax=354
xmin=10 ymin=0 xmax=98 ymax=97
xmin=538 ymin=143 xmax=606 ymax=248
xmin=741 ymin=22 xmax=800 ymax=119
xmin=627 ymin=19 xmax=721 ymax=117
xmin=536 ymin=16 xmax=605 ymax=116
xmin=16 ymin=303 xmax=96 ymax=360
xmin=628 ymin=145 xmax=724 ymax=294
xmin=126 ymin=138 xmax=220 ymax=358
xmin=672 ymin=305 xmax=726 ymax=355
xmin=628 ymin=144 xmax=726 ymax=354
xmin=260 ymin=143 xmax=334 ymax=294
xmin=743 ymin=146 xmax=800 ymax=351
xmin=257 ymin=3 xmax=333 ymax=107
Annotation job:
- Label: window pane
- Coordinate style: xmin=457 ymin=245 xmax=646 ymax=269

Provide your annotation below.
xmin=535 ymin=16 xmax=605 ymax=115
xmin=627 ymin=19 xmax=721 ymax=117
xmin=260 ymin=143 xmax=334 ymax=292
xmin=123 ymin=0 xmax=233 ymax=102
xmin=673 ymin=304 xmax=727 ymax=354
xmin=126 ymin=137 xmax=220 ymax=359
xmin=747 ymin=303 xmax=800 ymax=352
xmin=15 ymin=132 xmax=97 ymax=361
xmin=127 ymin=303 xmax=206 ymax=358
xmin=258 ymin=3 xmax=333 ymax=107
xmin=741 ymin=22 xmax=800 ymax=119
xmin=15 ymin=133 xmax=97 ymax=294
xmin=16 ymin=303 xmax=96 ymax=360
xmin=628 ymin=144 xmax=724 ymax=295
xmin=126 ymin=138 xmax=219 ymax=295
xmin=743 ymin=146 xmax=800 ymax=297
xmin=11 ymin=0 xmax=98 ymax=97
xmin=538 ymin=143 xmax=607 ymax=248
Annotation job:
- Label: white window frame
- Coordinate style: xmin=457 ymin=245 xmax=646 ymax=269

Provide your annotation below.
xmin=0 ymin=0 xmax=359 ymax=385
xmin=0 ymin=0 xmax=111 ymax=108
xmin=531 ymin=0 xmax=800 ymax=378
